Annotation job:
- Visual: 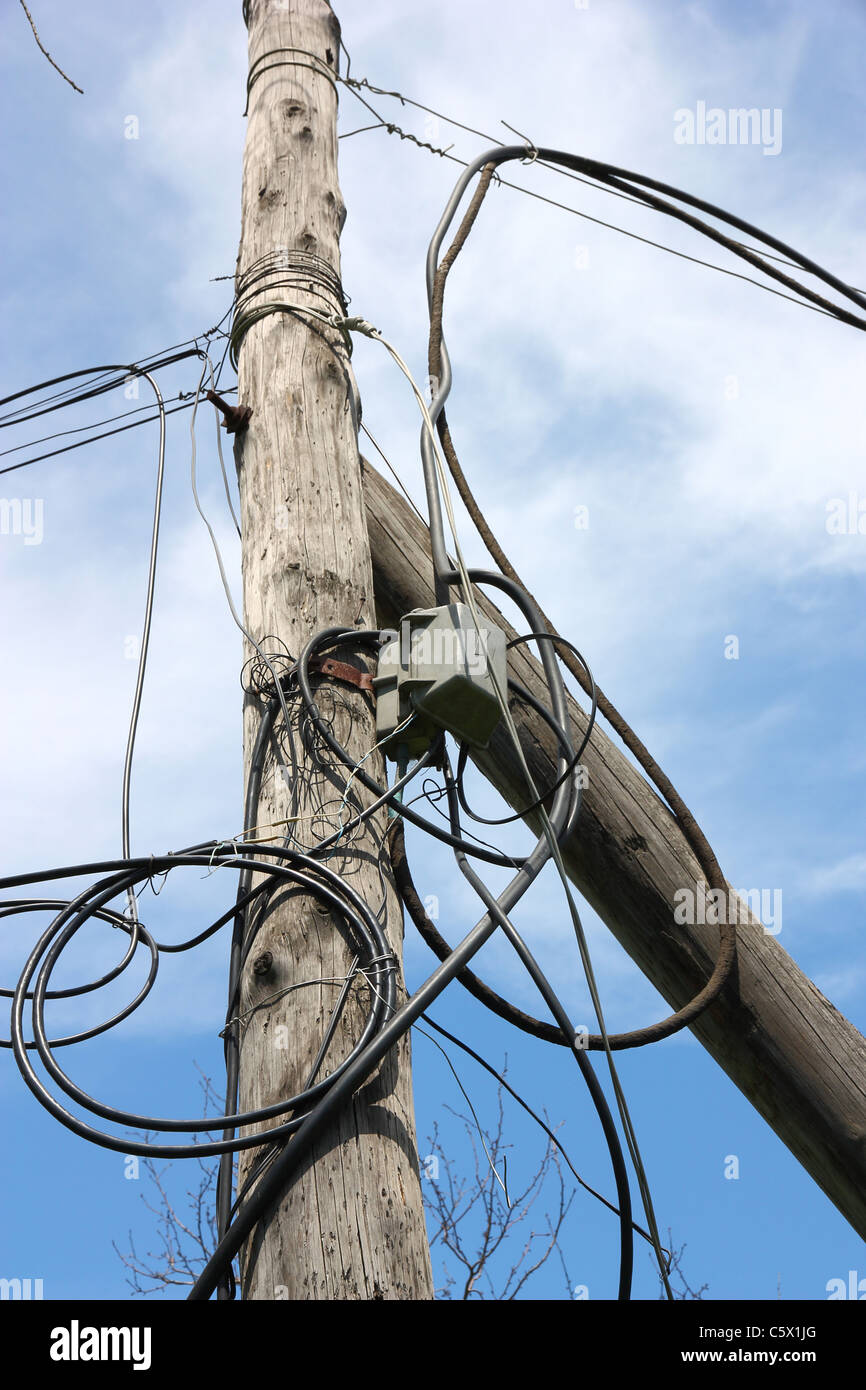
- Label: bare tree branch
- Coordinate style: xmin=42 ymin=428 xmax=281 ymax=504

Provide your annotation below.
xmin=113 ymin=1071 xmax=237 ymax=1297
xmin=422 ymin=1072 xmax=580 ymax=1300
xmin=655 ymin=1228 xmax=709 ymax=1300
xmin=18 ymin=2 xmax=83 ymax=95
xmin=113 ymin=1065 xmax=707 ymax=1301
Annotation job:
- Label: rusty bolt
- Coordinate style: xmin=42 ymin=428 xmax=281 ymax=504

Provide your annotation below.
xmin=206 ymin=389 xmax=252 ymax=435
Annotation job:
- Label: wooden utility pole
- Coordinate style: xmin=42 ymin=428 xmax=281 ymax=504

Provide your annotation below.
xmin=232 ymin=0 xmax=433 ymax=1300
xmin=363 ymin=458 xmax=866 ymax=1241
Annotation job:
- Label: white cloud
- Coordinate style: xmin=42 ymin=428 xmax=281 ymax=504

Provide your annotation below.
xmin=802 ymin=853 xmax=866 ymax=895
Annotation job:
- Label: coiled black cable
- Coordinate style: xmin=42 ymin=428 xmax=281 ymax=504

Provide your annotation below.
xmin=5 ymin=846 xmax=398 ymax=1158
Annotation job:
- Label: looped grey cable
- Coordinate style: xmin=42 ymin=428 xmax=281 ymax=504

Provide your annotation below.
xmin=230 ymin=249 xmax=349 ymax=368
xmin=501 ymin=121 xmax=538 ymax=164
xmin=243 ymin=46 xmax=338 ymax=116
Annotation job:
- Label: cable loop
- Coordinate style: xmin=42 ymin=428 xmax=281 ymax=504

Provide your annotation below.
xmin=500 ymin=120 xmax=538 ymax=164
xmin=230 ymin=250 xmax=350 ymax=368
xmin=243 ymin=46 xmax=338 ymax=116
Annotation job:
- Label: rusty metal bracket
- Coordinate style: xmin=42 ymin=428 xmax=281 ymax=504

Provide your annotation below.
xmin=206 ymin=389 xmax=252 ymax=435
xmin=308 ymin=655 xmax=375 ymax=694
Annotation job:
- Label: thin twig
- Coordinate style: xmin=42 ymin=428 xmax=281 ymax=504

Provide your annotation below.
xmin=18 ymin=2 xmax=83 ymax=94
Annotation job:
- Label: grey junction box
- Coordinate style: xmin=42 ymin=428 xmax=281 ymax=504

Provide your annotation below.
xmin=373 ymin=603 xmax=508 ymax=760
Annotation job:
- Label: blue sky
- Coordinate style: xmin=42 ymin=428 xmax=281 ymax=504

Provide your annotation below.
xmin=0 ymin=0 xmax=864 ymax=1301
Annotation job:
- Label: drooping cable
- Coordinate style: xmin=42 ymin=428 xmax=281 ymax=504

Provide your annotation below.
xmin=5 ymin=845 xmax=399 ymax=1157
xmin=120 ymin=369 xmax=166 ymax=926
xmin=418 ymin=1012 xmax=662 ymax=1254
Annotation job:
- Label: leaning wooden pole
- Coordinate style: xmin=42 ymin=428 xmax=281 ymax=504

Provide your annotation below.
xmin=231 ymin=0 xmax=433 ymax=1299
xmin=362 ymin=456 xmax=866 ymax=1241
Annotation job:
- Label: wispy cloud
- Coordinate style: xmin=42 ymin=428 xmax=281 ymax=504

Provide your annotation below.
xmin=801 ymin=853 xmax=866 ymax=895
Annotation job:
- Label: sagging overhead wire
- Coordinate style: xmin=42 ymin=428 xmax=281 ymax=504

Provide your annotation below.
xmin=0 ymin=395 xmax=217 ymax=478
xmin=0 ymin=391 xmax=197 ymax=461
xmin=0 ymin=318 xmax=236 ymax=477
xmin=0 ymin=326 xmax=229 ymax=422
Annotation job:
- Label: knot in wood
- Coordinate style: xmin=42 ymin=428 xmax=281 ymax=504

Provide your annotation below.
xmin=252 ymin=950 xmax=274 ymax=976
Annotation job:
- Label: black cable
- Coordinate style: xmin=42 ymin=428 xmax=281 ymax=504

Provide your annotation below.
xmin=412 ymin=777 xmax=521 ymax=867
xmin=0 ymin=309 xmax=237 ymax=476
xmin=421 ymin=158 xmax=678 ymax=1295
xmin=420 ymin=1013 xmax=659 ymax=1252
xmin=343 ymin=84 xmax=866 ymax=327
xmin=0 ymin=314 xmax=233 ymax=420
xmin=215 ymin=680 xmax=278 ymax=1297
xmin=422 ymin=144 xmax=866 ymax=600
xmin=0 ymin=350 xmax=204 ymax=424
xmin=5 ymin=846 xmax=398 ymax=1158
xmin=0 ymin=399 xmax=206 ymax=477
xmin=454 ymin=634 xmax=597 ymax=828
xmin=212 ymin=646 xmax=448 ymax=1296
xmin=187 ymin=874 xmax=549 ymax=1299
xmin=437 ymin=753 xmax=634 ymax=1301
xmin=425 ymin=152 xmax=733 ymax=1068
xmin=0 ymin=387 xmax=234 ymax=464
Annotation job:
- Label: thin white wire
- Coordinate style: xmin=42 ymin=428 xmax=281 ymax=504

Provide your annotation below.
xmin=121 ymin=368 xmax=166 ymax=926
